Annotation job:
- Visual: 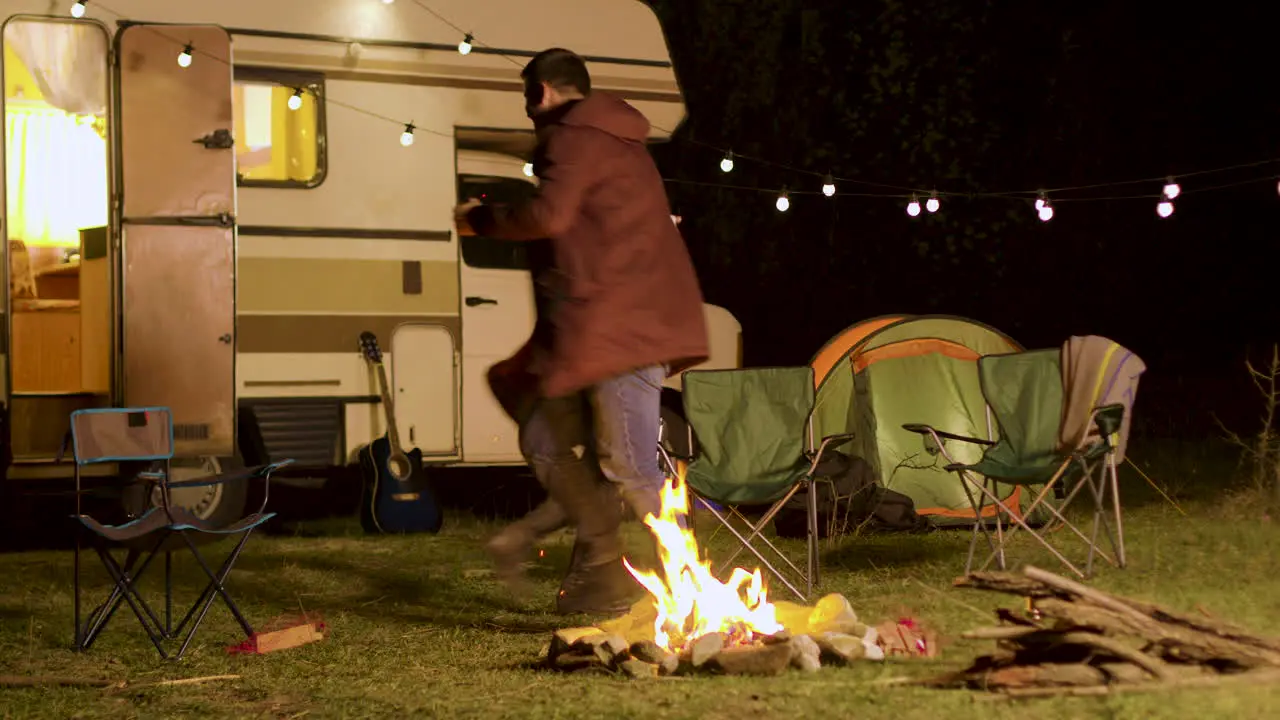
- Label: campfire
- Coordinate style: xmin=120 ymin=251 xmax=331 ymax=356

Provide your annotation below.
xmin=544 ymin=466 xmax=935 ymax=677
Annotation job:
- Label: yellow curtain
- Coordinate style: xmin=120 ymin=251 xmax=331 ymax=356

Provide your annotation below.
xmin=5 ymin=105 xmax=108 ymax=247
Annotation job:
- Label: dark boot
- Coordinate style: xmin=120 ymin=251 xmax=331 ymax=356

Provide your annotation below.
xmin=486 ymin=499 xmax=567 ymax=595
xmin=547 ymin=463 xmax=640 ymax=616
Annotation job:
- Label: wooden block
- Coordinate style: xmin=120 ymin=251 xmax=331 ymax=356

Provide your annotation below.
xmin=11 ymin=307 xmax=82 ymax=393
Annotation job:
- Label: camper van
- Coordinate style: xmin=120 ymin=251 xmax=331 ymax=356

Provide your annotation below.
xmin=0 ymin=0 xmax=742 ymax=526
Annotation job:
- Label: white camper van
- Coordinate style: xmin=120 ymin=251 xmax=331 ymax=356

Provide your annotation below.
xmin=0 ymin=0 xmax=742 ymax=526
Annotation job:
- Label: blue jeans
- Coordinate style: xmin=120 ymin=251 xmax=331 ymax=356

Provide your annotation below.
xmin=520 ymin=365 xmax=666 ymax=520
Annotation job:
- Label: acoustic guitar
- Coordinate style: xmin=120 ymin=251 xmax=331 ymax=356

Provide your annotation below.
xmin=357 ymin=331 xmax=443 ymax=534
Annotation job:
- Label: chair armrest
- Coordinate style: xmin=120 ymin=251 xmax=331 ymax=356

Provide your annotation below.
xmin=806 ymin=433 xmax=855 ymax=475
xmin=1092 ymin=404 xmax=1125 ymax=438
xmin=901 ymin=424 xmax=996 ymax=447
xmin=166 ymin=459 xmax=296 ymax=489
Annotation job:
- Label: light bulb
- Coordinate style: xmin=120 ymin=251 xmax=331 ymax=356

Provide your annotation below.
xmin=1157 ymin=200 xmax=1174 ymax=218
xmin=720 ymin=152 xmax=734 ymax=173
xmin=906 ymin=196 xmax=921 ymax=217
xmin=822 ymin=174 xmax=835 ymax=197
xmin=1038 ymin=204 xmax=1054 ymax=222
xmin=382 ymin=0 xmax=394 ymax=3
xmin=400 ymin=122 xmax=415 ymax=147
xmin=287 ymin=89 xmax=303 ymax=111
xmin=177 ymin=44 xmax=193 ymax=68
xmin=458 ymin=33 xmax=473 ymax=55
xmin=926 ymin=193 xmax=940 ymax=213
xmin=1276 ymin=179 xmax=1280 ymax=197
xmin=522 ymin=162 xmax=534 ymax=177
xmin=70 ymin=0 xmax=86 ymax=18
xmin=775 ymin=190 xmax=790 ymax=212
xmin=1162 ymin=177 xmax=1180 ymax=200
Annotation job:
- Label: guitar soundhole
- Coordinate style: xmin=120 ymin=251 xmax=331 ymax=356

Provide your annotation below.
xmin=387 ymin=454 xmax=412 ymax=482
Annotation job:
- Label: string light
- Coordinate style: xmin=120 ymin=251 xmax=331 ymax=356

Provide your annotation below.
xmin=1037 ymin=194 xmax=1054 ymax=222
xmin=70 ymin=1 xmax=87 ymax=18
xmin=97 ymin=2 xmax=1280 ymax=216
xmin=522 ymin=162 xmax=534 ymax=177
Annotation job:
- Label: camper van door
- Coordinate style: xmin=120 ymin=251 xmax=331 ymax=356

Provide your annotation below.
xmin=115 ymin=24 xmax=236 ymax=458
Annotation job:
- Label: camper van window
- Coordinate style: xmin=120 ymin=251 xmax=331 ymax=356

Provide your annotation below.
xmin=232 ymin=67 xmax=326 ymax=188
xmin=458 ymin=174 xmax=539 ymax=271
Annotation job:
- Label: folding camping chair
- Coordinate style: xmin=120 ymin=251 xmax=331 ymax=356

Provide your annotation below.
xmin=69 ymin=407 xmax=294 ymax=660
xmin=902 ymin=337 xmax=1145 ymax=579
xmin=658 ymin=367 xmax=853 ymax=601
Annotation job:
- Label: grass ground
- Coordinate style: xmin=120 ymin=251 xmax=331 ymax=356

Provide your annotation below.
xmin=2 ymin=440 xmax=1278 ymax=719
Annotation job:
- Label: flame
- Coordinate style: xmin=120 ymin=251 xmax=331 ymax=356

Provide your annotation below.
xmin=622 ymin=463 xmax=782 ymax=652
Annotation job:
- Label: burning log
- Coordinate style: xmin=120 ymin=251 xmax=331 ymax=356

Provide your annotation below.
xmin=930 ymin=565 xmax=1280 ymax=697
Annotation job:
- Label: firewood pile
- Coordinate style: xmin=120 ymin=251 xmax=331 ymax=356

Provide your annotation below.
xmin=928 ymin=565 xmax=1280 ymax=698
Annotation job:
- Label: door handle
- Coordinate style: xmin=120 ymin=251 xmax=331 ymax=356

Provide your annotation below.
xmin=465 ymin=296 xmax=498 ymax=307
xmin=218 ymin=333 xmax=232 ymax=344
xmin=193 ymin=129 xmax=235 ymax=150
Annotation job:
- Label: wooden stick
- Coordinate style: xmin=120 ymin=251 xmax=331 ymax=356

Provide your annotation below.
xmin=1021 ymin=566 xmax=1151 ymax=623
xmin=105 ymin=674 xmax=243 ymax=692
xmin=1055 ymin=632 xmax=1170 ymax=680
xmin=987 ymin=667 xmax=1280 ymax=699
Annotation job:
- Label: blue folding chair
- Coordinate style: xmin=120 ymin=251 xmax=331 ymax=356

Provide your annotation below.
xmin=69 ymin=407 xmax=293 ymax=660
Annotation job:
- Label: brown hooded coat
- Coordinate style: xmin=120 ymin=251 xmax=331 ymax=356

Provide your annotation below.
xmin=470 ymin=91 xmax=709 ymax=403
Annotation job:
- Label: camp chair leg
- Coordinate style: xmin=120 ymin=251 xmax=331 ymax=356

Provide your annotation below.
xmin=807 ymin=477 xmax=820 ymax=594
xmin=699 ymin=500 xmax=806 ymax=601
xmin=80 ymin=536 xmax=172 ymax=651
xmin=958 ymin=472 xmax=998 ymax=575
xmin=85 ymin=546 xmax=169 ymax=658
xmin=715 ymin=484 xmax=806 ymax=579
xmin=1109 ymin=457 xmax=1127 ymax=568
xmin=964 ymin=479 xmax=1088 ymax=579
xmin=164 ymin=551 xmax=173 ymax=637
xmin=170 ymin=531 xmax=257 ymax=659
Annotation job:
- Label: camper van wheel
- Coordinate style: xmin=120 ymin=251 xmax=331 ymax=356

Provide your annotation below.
xmin=122 ymin=456 xmax=249 ymax=528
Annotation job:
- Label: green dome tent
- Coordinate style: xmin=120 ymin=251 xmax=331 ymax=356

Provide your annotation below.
xmin=809 ymin=315 xmax=1044 ymax=527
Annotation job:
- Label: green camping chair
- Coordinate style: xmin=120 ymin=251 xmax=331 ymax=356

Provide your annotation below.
xmin=903 ymin=341 xmax=1144 ymax=579
xmin=660 ymin=367 xmax=853 ymax=600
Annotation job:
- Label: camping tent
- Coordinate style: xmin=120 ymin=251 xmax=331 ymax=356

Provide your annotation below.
xmin=810 ymin=315 xmax=1043 ymax=527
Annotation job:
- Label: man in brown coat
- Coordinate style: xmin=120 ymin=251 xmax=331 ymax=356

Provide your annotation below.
xmin=456 ymin=48 xmax=709 ymax=615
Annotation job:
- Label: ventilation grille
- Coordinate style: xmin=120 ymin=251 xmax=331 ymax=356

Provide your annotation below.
xmin=174 ymin=423 xmax=211 ymax=441
xmin=241 ymin=400 xmax=341 ymax=468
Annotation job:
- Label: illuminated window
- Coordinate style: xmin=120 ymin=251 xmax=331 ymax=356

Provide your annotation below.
xmin=233 ymin=68 xmax=326 ymax=188
xmin=3 ymin=39 xmax=109 ymax=248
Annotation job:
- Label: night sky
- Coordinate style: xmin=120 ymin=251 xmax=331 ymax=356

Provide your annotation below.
xmin=644 ymin=1 xmax=1278 ymax=438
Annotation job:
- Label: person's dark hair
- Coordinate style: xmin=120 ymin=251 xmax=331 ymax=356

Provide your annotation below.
xmin=521 ymin=48 xmax=591 ymax=97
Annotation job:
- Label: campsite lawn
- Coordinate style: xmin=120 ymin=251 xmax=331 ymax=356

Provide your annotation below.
xmin=2 ymin=442 xmax=1279 ymax=719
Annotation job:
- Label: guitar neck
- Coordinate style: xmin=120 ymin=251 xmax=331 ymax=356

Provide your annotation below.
xmin=373 ymin=361 xmax=404 ymax=454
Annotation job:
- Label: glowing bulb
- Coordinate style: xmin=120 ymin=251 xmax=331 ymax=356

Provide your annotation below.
xmin=1038 ymin=204 xmax=1054 ymax=222
xmin=926 ymin=193 xmax=940 ymax=213
xmin=382 ymin=0 xmax=394 ymax=3
xmin=720 ymin=152 xmax=734 ymax=173
xmin=287 ymin=89 xmax=303 ymax=111
xmin=400 ymin=122 xmax=415 ymax=147
xmin=70 ymin=1 xmax=86 ymax=18
xmin=775 ymin=190 xmax=790 ymax=212
xmin=1162 ymin=177 xmax=1180 ymax=200
xmin=1276 ymin=179 xmax=1280 ymax=197
xmin=1035 ymin=197 xmax=1046 ymax=211
xmin=906 ymin=195 xmax=921 ymax=217
xmin=459 ymin=33 xmax=473 ymax=55
xmin=177 ymin=44 xmax=193 ymax=68
xmin=1157 ymin=200 xmax=1174 ymax=218
xmin=522 ymin=162 xmax=534 ymax=177
xmin=822 ymin=174 xmax=835 ymax=197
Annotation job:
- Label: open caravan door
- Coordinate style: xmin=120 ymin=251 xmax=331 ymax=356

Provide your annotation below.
xmin=115 ymin=24 xmax=236 ymax=458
